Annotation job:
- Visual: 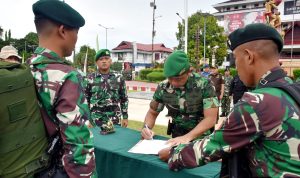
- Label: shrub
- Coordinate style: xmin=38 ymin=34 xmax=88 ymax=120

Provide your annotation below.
xmin=146 ymin=72 xmax=166 ymax=82
xmin=110 ymin=62 xmax=123 ymax=72
xmin=139 ymin=68 xmax=153 ymax=80
xmin=218 ymin=68 xmax=237 ymax=77
xmin=152 ymin=68 xmax=164 ymax=72
xmin=293 ymin=69 xmax=300 ymax=80
xmin=218 ymin=69 xmax=225 ymax=75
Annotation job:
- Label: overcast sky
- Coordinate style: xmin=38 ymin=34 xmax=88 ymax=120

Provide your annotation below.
xmin=1 ymin=0 xmax=223 ymax=53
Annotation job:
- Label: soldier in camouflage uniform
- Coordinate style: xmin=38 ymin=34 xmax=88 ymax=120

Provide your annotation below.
xmin=221 ymin=69 xmax=233 ymax=116
xmin=141 ymin=51 xmax=219 ymax=146
xmin=29 ymin=1 xmax=95 ymax=177
xmin=85 ymin=49 xmax=128 ymax=133
xmin=159 ymin=24 xmax=300 ymax=177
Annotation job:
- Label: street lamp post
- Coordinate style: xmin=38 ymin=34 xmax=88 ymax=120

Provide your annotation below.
xmin=184 ymin=0 xmax=188 ymax=53
xmin=176 ymin=12 xmax=185 ymax=50
xmin=150 ymin=0 xmax=157 ymax=67
xmin=98 ymin=24 xmax=113 ymax=49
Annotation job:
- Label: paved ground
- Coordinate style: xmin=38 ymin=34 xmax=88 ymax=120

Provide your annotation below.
xmin=128 ymin=98 xmax=168 ymax=126
xmin=128 ymin=91 xmax=154 ymax=100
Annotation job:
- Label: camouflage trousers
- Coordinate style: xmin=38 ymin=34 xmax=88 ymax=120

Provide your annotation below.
xmin=221 ymin=95 xmax=231 ymax=116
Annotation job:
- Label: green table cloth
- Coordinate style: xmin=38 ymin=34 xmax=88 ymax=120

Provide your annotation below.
xmin=92 ymin=126 xmax=220 ymax=178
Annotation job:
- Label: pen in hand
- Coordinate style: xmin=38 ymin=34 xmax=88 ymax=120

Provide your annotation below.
xmin=145 ymin=124 xmax=153 ymax=140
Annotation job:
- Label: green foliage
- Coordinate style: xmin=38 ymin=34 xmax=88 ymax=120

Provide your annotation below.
xmin=230 ymin=68 xmax=237 ymax=77
xmin=110 ymin=62 xmax=123 ymax=72
xmin=146 ymin=72 xmax=166 ymax=82
xmin=74 ymin=45 xmax=96 ymax=72
xmin=218 ymin=68 xmax=237 ymax=77
xmin=176 ymin=12 xmax=227 ymax=66
xmin=293 ymin=69 xmax=300 ymax=80
xmin=152 ymin=68 xmax=163 ymax=72
xmin=139 ymin=68 xmax=153 ymax=80
xmin=218 ymin=68 xmax=225 ymax=75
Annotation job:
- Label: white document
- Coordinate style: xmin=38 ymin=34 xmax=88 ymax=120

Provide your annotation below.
xmin=128 ymin=139 xmax=170 ymax=155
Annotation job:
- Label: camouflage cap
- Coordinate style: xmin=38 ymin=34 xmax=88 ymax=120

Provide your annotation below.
xmin=32 ymin=0 xmax=85 ymax=28
xmin=228 ymin=23 xmax=283 ymax=52
xmin=95 ymin=49 xmax=111 ymax=61
xmin=164 ymin=50 xmax=190 ymax=78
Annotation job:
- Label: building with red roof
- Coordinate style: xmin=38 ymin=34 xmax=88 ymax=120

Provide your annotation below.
xmin=111 ymin=41 xmax=173 ymax=71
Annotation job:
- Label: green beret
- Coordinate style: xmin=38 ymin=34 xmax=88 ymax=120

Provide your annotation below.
xmin=164 ymin=50 xmax=190 ymax=77
xmin=33 ymin=0 xmax=85 ymax=28
xmin=228 ymin=23 xmax=283 ymax=52
xmin=95 ymin=49 xmax=111 ymax=61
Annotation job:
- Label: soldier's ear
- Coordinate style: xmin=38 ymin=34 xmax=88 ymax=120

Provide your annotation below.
xmin=57 ymin=25 xmax=64 ymax=38
xmin=244 ymin=49 xmax=254 ymax=65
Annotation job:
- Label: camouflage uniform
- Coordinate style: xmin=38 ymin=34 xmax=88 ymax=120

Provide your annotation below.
xmin=152 ymin=72 xmax=219 ymax=138
xmin=28 ymin=47 xmax=95 ymax=178
xmin=168 ymin=68 xmax=300 ymax=177
xmin=85 ymin=71 xmax=128 ymax=129
xmin=221 ymin=75 xmax=233 ymax=116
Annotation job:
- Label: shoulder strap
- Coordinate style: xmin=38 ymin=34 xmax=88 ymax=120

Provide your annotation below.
xmin=262 ymin=82 xmax=300 ymax=106
xmin=31 ymin=58 xmax=72 ymax=66
xmin=0 ymin=61 xmax=21 ymax=69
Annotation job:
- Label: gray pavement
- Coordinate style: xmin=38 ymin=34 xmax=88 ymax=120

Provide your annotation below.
xmin=128 ymin=97 xmax=168 ymax=126
xmin=128 ymin=91 xmax=154 ymax=100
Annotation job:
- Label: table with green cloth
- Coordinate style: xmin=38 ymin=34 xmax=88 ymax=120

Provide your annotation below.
xmin=92 ymin=126 xmax=221 ymax=178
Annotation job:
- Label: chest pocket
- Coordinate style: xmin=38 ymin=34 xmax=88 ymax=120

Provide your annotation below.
xmin=110 ymin=80 xmax=119 ymax=90
xmin=162 ymin=92 xmax=178 ymax=106
xmin=185 ymin=88 xmax=202 ymax=114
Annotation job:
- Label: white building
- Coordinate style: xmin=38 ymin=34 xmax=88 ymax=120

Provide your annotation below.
xmin=213 ymin=0 xmax=300 ymax=76
xmin=111 ymin=41 xmax=173 ymax=71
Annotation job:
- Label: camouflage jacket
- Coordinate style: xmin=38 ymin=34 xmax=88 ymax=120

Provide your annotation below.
xmin=85 ymin=70 xmax=128 ymax=124
xmin=224 ymin=75 xmax=233 ymax=96
xmin=28 ymin=47 xmax=95 ymax=178
xmin=152 ymin=72 xmax=219 ymax=138
xmin=168 ymin=68 xmax=300 ymax=177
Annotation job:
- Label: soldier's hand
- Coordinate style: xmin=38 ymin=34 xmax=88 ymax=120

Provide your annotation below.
xmin=167 ymin=136 xmax=190 ymax=146
xmin=141 ymin=127 xmax=155 ymax=140
xmin=121 ymin=119 xmax=128 ymax=128
xmin=158 ymin=147 xmax=172 ymax=162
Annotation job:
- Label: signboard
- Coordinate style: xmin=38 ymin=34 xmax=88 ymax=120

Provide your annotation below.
xmin=224 ymin=11 xmax=265 ymax=34
xmin=284 ymin=0 xmax=300 ymax=15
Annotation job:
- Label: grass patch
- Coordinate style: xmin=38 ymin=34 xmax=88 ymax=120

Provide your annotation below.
xmin=128 ymin=120 xmax=170 ymax=138
xmin=127 ymin=90 xmax=138 ymax=93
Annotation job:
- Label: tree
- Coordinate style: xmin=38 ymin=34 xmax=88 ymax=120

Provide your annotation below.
xmin=111 ymin=62 xmax=123 ymax=72
xmin=176 ymin=11 xmax=227 ymax=66
xmin=8 ymin=29 xmax=11 ymax=41
xmin=0 ymin=26 xmax=3 ymax=39
xmin=74 ymin=45 xmax=96 ymax=72
xmin=4 ymin=31 xmax=7 ymax=41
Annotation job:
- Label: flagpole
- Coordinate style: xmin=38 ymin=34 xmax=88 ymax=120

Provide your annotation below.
xmin=96 ymin=35 xmax=99 ymax=51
